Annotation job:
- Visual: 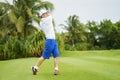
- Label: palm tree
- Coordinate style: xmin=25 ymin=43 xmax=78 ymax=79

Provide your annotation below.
xmin=0 ymin=0 xmax=54 ymax=58
xmin=1 ymin=0 xmax=54 ymax=39
xmin=60 ymin=15 xmax=86 ymax=47
xmin=0 ymin=2 xmax=14 ymax=44
xmin=0 ymin=2 xmax=11 ymax=36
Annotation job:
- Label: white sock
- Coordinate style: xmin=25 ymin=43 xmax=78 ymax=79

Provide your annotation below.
xmin=34 ymin=66 xmax=38 ymax=70
xmin=55 ymin=67 xmax=58 ymax=70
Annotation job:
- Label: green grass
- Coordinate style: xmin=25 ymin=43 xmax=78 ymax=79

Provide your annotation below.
xmin=0 ymin=50 xmax=120 ymax=80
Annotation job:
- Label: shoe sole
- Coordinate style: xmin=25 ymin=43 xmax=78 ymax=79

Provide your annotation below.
xmin=54 ymin=70 xmax=59 ymax=75
xmin=32 ymin=67 xmax=37 ymax=75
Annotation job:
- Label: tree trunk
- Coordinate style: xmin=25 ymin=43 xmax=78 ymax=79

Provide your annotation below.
xmin=24 ymin=24 xmax=27 ymax=39
xmin=72 ymin=39 xmax=75 ymax=47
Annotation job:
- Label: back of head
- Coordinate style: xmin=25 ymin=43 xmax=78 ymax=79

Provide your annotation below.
xmin=40 ymin=9 xmax=48 ymax=17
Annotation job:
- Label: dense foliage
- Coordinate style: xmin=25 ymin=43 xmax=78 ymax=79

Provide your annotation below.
xmin=0 ymin=1 xmax=120 ymax=60
xmin=0 ymin=0 xmax=54 ymax=60
xmin=61 ymin=15 xmax=120 ymax=50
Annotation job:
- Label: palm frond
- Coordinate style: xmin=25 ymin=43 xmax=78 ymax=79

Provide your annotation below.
xmin=8 ymin=10 xmax=17 ymax=23
xmin=16 ymin=16 xmax=25 ymax=32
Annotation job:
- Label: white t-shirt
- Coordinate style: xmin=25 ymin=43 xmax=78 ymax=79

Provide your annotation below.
xmin=33 ymin=15 xmax=55 ymax=39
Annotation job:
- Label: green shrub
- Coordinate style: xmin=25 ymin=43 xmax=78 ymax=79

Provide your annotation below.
xmin=3 ymin=38 xmax=26 ymax=59
xmin=75 ymin=43 xmax=89 ymax=50
xmin=65 ymin=44 xmax=70 ymax=50
xmin=56 ymin=34 xmax=65 ymax=55
xmin=1 ymin=31 xmax=66 ymax=60
xmin=65 ymin=44 xmax=76 ymax=51
xmin=0 ymin=31 xmax=45 ymax=60
xmin=0 ymin=45 xmax=4 ymax=59
xmin=91 ymin=46 xmax=101 ymax=50
xmin=25 ymin=31 xmax=45 ymax=57
xmin=65 ymin=43 xmax=90 ymax=51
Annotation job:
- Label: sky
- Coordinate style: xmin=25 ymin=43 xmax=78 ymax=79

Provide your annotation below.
xmin=0 ymin=0 xmax=120 ymax=32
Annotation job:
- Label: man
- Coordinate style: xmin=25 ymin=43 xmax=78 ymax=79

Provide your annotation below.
xmin=32 ymin=9 xmax=59 ymax=75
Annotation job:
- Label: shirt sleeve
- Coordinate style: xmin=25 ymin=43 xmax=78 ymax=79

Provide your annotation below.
xmin=32 ymin=20 xmax=41 ymax=30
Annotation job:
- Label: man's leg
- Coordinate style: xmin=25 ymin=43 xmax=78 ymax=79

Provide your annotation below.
xmin=32 ymin=39 xmax=52 ymax=75
xmin=54 ymin=57 xmax=59 ymax=70
xmin=54 ymin=57 xmax=59 ymax=75
xmin=36 ymin=56 xmax=45 ymax=67
xmin=53 ymin=40 xmax=60 ymax=75
xmin=32 ymin=57 xmax=45 ymax=75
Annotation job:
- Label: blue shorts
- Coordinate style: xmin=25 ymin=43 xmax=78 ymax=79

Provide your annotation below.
xmin=42 ymin=39 xmax=59 ymax=59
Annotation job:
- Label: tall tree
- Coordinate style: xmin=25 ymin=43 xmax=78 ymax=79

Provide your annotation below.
xmin=0 ymin=0 xmax=54 ymax=39
xmin=109 ymin=20 xmax=120 ymax=49
xmin=98 ymin=19 xmax=119 ymax=49
xmin=86 ymin=21 xmax=99 ymax=48
xmin=0 ymin=2 xmax=11 ymax=37
xmin=61 ymin=15 xmax=86 ymax=47
xmin=0 ymin=2 xmax=13 ymax=44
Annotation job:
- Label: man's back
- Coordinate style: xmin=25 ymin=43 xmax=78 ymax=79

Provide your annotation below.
xmin=40 ymin=15 xmax=55 ymax=39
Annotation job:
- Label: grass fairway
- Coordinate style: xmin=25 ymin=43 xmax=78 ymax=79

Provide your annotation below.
xmin=0 ymin=50 xmax=120 ymax=80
